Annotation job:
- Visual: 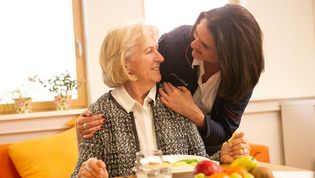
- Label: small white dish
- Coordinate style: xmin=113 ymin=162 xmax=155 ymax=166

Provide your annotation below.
xmin=162 ymin=155 xmax=219 ymax=178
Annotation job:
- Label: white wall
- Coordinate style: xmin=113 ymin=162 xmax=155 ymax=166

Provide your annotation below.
xmin=246 ymin=0 xmax=315 ymax=100
xmin=82 ymin=0 xmax=143 ymax=104
xmin=314 ymin=0 xmax=315 ymax=49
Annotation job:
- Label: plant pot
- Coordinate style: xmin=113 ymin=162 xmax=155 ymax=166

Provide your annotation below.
xmin=14 ymin=97 xmax=32 ymax=114
xmin=54 ymin=95 xmax=72 ymax=111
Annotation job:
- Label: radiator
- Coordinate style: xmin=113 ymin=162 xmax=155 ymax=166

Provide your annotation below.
xmin=280 ymin=99 xmax=315 ymax=171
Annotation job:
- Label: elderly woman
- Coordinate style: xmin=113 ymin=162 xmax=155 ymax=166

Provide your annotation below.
xmin=71 ymin=21 xmax=249 ymax=178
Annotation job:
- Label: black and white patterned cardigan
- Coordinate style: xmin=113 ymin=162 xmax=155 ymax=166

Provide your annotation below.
xmin=71 ymin=88 xmax=220 ymax=178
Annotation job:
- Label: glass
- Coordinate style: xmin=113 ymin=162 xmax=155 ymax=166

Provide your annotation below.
xmin=135 ymin=150 xmax=172 ymax=178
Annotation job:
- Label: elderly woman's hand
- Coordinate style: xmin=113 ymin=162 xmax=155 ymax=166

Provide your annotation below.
xmin=76 ymin=109 xmax=105 ymax=139
xmin=78 ymin=158 xmax=108 ymax=178
xmin=220 ymin=132 xmax=250 ymax=164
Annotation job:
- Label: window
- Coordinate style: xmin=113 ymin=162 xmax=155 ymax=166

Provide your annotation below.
xmin=0 ymin=0 xmax=87 ymax=114
xmin=143 ymin=0 xmax=229 ymax=36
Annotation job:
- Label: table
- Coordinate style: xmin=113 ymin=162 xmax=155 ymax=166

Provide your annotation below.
xmin=259 ymin=162 xmax=314 ymax=178
xmin=114 ymin=162 xmax=315 ymax=178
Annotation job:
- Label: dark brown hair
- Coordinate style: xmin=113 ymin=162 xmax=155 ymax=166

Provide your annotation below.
xmin=191 ymin=4 xmax=264 ymax=101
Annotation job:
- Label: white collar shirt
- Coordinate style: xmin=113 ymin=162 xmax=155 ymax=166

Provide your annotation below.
xmin=111 ymin=85 xmax=157 ymax=152
xmin=192 ymin=59 xmax=221 ymax=114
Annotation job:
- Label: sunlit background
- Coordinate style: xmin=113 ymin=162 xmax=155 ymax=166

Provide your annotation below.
xmin=144 ymin=0 xmax=228 ymax=35
xmin=0 ymin=0 xmax=77 ymax=103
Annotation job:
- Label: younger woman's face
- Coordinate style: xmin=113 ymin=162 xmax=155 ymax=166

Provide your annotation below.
xmin=191 ymin=19 xmax=218 ymax=63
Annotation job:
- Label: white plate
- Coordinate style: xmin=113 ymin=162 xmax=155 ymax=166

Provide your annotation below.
xmin=162 ymin=155 xmax=219 ymax=177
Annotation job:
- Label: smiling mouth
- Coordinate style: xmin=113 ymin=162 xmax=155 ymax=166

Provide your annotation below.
xmin=152 ymin=67 xmax=160 ymax=71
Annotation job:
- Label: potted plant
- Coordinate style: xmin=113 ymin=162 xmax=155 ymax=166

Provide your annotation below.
xmin=32 ymin=71 xmax=80 ymax=110
xmin=11 ymin=89 xmax=32 ymax=114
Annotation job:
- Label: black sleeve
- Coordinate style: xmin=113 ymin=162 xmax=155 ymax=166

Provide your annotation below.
xmin=200 ymin=92 xmax=252 ymax=155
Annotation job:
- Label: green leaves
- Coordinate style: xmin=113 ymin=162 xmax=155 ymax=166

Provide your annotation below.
xmin=32 ymin=71 xmax=80 ymax=96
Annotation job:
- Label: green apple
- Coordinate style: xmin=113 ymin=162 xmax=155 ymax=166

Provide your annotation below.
xmin=230 ymin=156 xmax=257 ymax=171
xmin=194 ymin=173 xmax=206 ymax=178
xmin=230 ymin=173 xmax=242 ymax=178
xmin=244 ymin=172 xmax=255 ymax=178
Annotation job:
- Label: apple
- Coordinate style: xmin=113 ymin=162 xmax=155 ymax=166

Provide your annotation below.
xmin=230 ymin=173 xmax=242 ymax=178
xmin=230 ymin=156 xmax=257 ymax=172
xmin=193 ymin=160 xmax=222 ymax=176
xmin=193 ymin=173 xmax=206 ymax=178
xmin=244 ymin=172 xmax=255 ymax=178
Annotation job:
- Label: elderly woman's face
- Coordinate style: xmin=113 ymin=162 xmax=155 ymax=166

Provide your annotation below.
xmin=126 ymin=36 xmax=164 ymax=85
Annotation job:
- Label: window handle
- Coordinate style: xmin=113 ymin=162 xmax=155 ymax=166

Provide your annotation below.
xmin=76 ymin=39 xmax=83 ymax=57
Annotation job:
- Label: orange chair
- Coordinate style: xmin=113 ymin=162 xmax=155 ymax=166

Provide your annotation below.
xmin=0 ymin=143 xmax=21 ymax=178
xmin=249 ymin=143 xmax=270 ymax=163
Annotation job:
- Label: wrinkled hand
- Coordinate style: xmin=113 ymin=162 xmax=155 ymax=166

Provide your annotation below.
xmin=78 ymin=158 xmax=108 ymax=178
xmin=158 ymin=82 xmax=205 ymax=128
xmin=220 ymin=132 xmax=250 ymax=164
xmin=76 ymin=109 xmax=105 ymax=139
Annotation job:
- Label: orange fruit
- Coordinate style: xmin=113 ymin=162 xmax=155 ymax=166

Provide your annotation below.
xmin=222 ymin=165 xmax=248 ymax=177
xmin=208 ymin=172 xmax=229 ymax=178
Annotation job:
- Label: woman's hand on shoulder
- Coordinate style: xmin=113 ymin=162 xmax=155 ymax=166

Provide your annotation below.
xmin=76 ymin=109 xmax=105 ymax=139
xmin=159 ymin=82 xmax=205 ymax=128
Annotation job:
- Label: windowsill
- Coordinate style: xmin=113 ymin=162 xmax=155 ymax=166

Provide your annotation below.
xmin=0 ymin=108 xmax=86 ymax=144
xmin=0 ymin=108 xmax=86 ymax=121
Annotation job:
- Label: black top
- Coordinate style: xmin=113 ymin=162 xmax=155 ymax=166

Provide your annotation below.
xmin=158 ymin=25 xmax=252 ymax=155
